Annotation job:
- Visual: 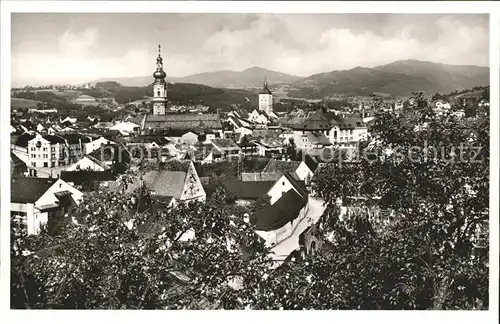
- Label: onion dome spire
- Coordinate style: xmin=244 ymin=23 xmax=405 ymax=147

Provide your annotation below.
xmin=153 ymin=44 xmax=167 ymax=80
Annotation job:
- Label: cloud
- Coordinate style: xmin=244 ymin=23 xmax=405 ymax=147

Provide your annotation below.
xmin=11 ymin=14 xmax=489 ymax=86
xmin=57 ymin=28 xmax=99 ymax=57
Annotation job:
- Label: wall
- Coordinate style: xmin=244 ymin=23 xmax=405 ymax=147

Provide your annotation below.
xmin=295 ymin=162 xmax=314 ymax=182
xmin=179 ymin=162 xmax=207 ymax=202
xmin=259 ymin=94 xmax=273 ymax=113
xmin=267 ymin=175 xmax=294 ymax=205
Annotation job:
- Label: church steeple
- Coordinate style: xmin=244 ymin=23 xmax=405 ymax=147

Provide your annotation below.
xmin=259 ymin=74 xmax=273 ymax=114
xmin=152 ymin=44 xmax=167 ymax=115
xmin=153 ymin=44 xmax=167 ymax=82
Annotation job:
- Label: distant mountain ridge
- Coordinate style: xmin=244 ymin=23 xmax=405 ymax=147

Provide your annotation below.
xmin=88 ymin=66 xmax=302 ymax=89
xmin=88 ymin=60 xmax=489 ymax=97
xmin=289 ymin=60 xmax=489 ymax=97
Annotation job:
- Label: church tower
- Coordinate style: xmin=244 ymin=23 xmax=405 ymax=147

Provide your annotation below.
xmin=258 ymin=75 xmax=273 ymax=114
xmin=152 ymin=44 xmax=167 ymax=115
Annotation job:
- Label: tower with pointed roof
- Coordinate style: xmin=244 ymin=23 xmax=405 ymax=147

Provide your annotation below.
xmin=258 ymin=75 xmax=273 ymax=114
xmin=152 ymin=44 xmax=168 ymax=115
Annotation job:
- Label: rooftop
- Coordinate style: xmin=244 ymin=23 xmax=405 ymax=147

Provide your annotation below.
xmin=11 ymin=177 xmax=57 ymax=203
xmin=251 ymin=189 xmax=307 ymax=231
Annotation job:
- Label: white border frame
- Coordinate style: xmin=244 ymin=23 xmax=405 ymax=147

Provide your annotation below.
xmin=1 ymin=2 xmax=498 ymax=324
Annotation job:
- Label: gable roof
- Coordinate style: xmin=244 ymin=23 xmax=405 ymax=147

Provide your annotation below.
xmin=251 ymin=189 xmax=307 ymax=231
xmin=11 ymin=177 xmax=58 ymax=203
xmin=283 ymin=172 xmax=308 ymax=199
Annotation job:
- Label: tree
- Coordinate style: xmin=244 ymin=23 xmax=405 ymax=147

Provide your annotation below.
xmin=311 ymin=92 xmax=489 ymax=309
xmin=11 ymin=188 xmax=272 ymax=309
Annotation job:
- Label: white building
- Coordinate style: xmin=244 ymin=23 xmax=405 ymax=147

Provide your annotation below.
xmin=258 ymin=76 xmax=273 ymax=114
xmin=27 ymin=133 xmax=68 ymax=168
xmin=85 ymin=136 xmax=116 ymax=155
xmin=109 ymin=121 xmax=140 ymax=134
xmin=11 ymin=177 xmax=84 ymax=235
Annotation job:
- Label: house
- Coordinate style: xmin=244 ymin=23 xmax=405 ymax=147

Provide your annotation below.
xmin=13 ymin=131 xmax=37 ymax=154
xmin=110 ymin=121 xmax=140 ymax=134
xmin=209 ymin=138 xmax=242 ymax=159
xmin=27 ymin=133 xmax=68 ymax=168
xmin=294 ymin=132 xmax=333 ymax=157
xmin=85 ymin=136 xmax=116 ymax=155
xmin=252 ymin=188 xmax=309 ymax=247
xmin=262 ymin=159 xmax=314 ymax=184
xmin=252 ymin=138 xmax=285 ymax=157
xmin=65 ymin=155 xmax=111 ymax=172
xmin=186 ymin=143 xmax=222 ymax=164
xmin=125 ymin=160 xmax=206 ymax=203
xmin=164 ymin=130 xmax=199 ymax=145
xmin=11 ymin=152 xmax=28 ymax=176
xmin=60 ymin=116 xmax=77 ymax=125
xmin=266 ymin=172 xmax=308 ymax=205
xmin=435 ymin=100 xmax=451 ymax=110
xmin=11 ymin=177 xmax=84 ymax=235
xmin=63 ymin=134 xmax=91 ymax=163
xmin=223 ymin=179 xmax=276 ymax=206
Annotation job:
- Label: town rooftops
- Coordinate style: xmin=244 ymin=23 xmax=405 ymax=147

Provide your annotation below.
xmin=11 ymin=176 xmax=57 ymax=203
xmin=143 ymin=113 xmax=223 ymax=130
xmin=251 ymin=189 xmax=307 ymax=231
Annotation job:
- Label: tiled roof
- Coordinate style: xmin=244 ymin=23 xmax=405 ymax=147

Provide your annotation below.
xmin=125 ymin=170 xmax=187 ymax=199
xmin=223 ymin=179 xmax=275 ymax=200
xmin=144 ymin=114 xmax=223 ymax=130
xmin=11 ymin=177 xmax=57 ymax=203
xmin=251 ymin=189 xmax=307 ymax=231
xmin=262 ymin=159 xmax=301 ymax=175
xmin=302 ymin=132 xmax=332 ymax=146
xmin=210 ymin=138 xmax=241 ymax=151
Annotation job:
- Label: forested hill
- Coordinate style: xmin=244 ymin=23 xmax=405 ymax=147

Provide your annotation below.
xmin=12 ymin=82 xmax=258 ymax=111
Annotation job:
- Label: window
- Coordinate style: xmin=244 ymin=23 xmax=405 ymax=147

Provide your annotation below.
xmin=43 ymin=147 xmax=47 ymax=152
xmin=31 ymin=162 xmax=36 ymax=167
xmin=43 ymin=162 xmax=48 ymax=167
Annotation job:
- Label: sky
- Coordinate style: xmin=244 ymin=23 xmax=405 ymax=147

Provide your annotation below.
xmin=11 ymin=13 xmax=489 ymax=87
